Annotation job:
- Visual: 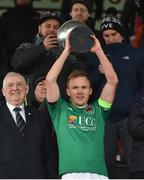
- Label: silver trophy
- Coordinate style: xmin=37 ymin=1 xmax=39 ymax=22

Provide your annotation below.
xmin=57 ymin=20 xmax=94 ymax=53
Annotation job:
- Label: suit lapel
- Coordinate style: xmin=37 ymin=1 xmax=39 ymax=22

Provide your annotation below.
xmin=1 ymin=105 xmax=33 ymax=137
xmin=24 ymin=106 xmax=33 ymax=136
xmin=1 ymin=104 xmax=19 ymax=135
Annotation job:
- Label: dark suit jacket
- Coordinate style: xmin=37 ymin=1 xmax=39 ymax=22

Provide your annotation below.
xmin=0 ymin=104 xmax=58 ymax=178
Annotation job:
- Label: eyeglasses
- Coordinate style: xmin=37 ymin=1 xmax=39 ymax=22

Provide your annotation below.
xmin=71 ymin=8 xmax=88 ymax=13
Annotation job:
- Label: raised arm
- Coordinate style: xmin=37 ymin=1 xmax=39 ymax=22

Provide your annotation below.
xmin=90 ymin=35 xmax=118 ymax=104
xmin=46 ymin=37 xmax=71 ymax=102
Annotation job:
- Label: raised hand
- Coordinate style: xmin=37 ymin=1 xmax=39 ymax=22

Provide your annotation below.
xmin=90 ymin=34 xmax=102 ymax=53
xmin=43 ymin=34 xmax=58 ymax=50
xmin=64 ymin=32 xmax=72 ymax=53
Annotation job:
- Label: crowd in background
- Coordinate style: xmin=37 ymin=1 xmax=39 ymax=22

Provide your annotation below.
xmin=0 ymin=0 xmax=144 ymax=179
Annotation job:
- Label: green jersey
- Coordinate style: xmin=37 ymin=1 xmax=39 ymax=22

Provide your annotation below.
xmin=47 ymin=97 xmax=111 ymax=176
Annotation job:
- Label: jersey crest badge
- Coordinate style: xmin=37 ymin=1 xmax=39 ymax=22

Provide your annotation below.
xmin=84 ymin=105 xmax=95 ymax=114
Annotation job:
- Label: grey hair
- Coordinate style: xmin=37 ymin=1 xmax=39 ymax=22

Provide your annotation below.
xmin=3 ymin=72 xmax=27 ymax=89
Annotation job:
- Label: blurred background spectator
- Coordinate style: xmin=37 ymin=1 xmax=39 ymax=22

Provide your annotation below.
xmin=121 ymin=0 xmax=144 ymax=47
xmin=0 ymin=0 xmax=40 ymax=101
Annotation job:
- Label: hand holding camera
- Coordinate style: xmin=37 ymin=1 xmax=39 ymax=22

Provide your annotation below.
xmin=43 ymin=34 xmax=58 ymax=50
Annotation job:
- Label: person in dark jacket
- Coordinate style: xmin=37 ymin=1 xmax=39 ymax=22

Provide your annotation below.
xmin=27 ymin=74 xmax=59 ymax=176
xmin=0 ymin=0 xmax=39 ymax=102
xmin=0 ymin=71 xmax=58 ymax=178
xmin=11 ymin=10 xmax=63 ymax=96
xmin=99 ymin=11 xmax=144 ymax=178
xmin=127 ymin=96 xmax=144 ymax=179
xmin=11 ymin=10 xmax=61 ymax=79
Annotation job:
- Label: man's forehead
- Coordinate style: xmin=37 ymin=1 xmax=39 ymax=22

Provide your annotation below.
xmin=6 ymin=76 xmax=25 ymax=83
xmin=72 ymin=3 xmax=88 ymax=10
xmin=69 ymin=77 xmax=90 ymax=84
xmin=103 ymin=29 xmax=119 ymax=35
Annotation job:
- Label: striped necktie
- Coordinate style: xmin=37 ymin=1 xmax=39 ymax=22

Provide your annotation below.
xmin=13 ymin=107 xmax=26 ymax=137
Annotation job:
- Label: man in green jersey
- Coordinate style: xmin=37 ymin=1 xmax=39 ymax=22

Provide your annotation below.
xmin=46 ymin=34 xmax=118 ymax=179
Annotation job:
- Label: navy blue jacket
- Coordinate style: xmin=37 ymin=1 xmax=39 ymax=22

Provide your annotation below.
xmin=104 ymin=42 xmax=144 ymax=121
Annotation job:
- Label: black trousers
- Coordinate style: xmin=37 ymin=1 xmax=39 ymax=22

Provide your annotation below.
xmin=104 ymin=118 xmax=132 ymax=178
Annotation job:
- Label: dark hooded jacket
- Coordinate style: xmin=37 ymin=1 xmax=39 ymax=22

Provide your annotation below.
xmin=27 ymin=74 xmax=46 ymax=108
